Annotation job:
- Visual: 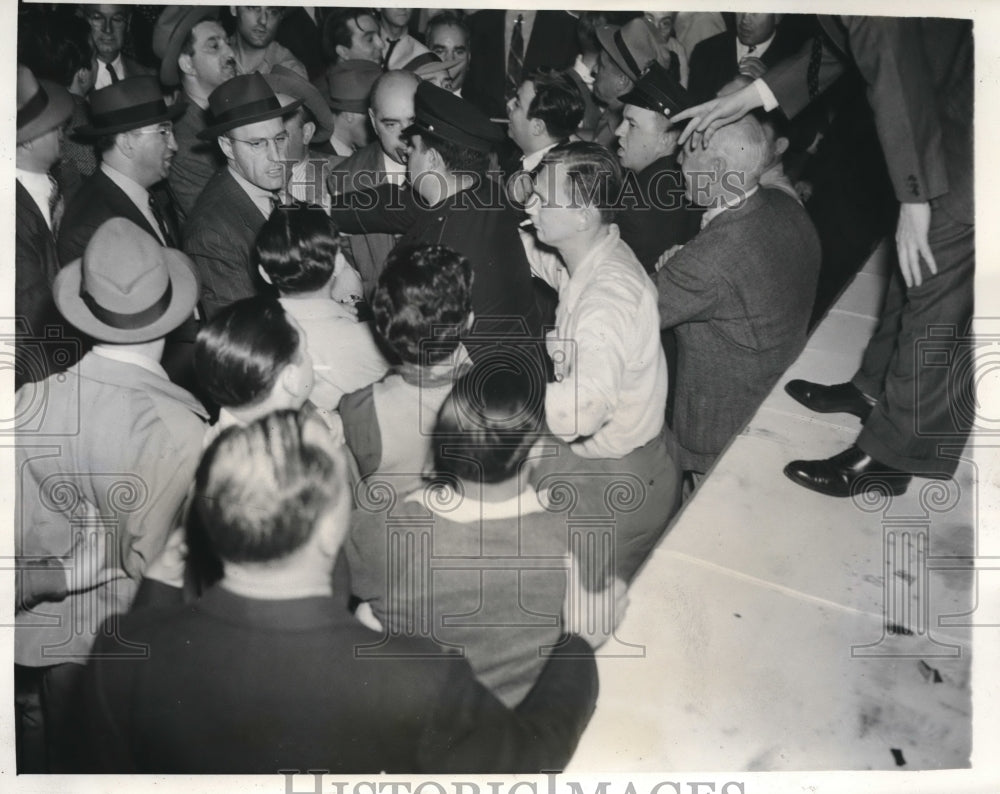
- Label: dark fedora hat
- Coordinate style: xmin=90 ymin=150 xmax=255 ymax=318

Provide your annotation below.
xmin=54 ymin=218 xmax=199 ymax=344
xmin=198 ymin=73 xmax=301 ymax=140
xmin=77 ymin=76 xmax=185 ymax=137
xmin=17 ymin=65 xmax=74 ymax=144
xmin=152 ymin=5 xmax=220 ymax=87
xmin=402 ymin=81 xmax=504 ymax=152
xmin=619 ymin=62 xmax=691 ymax=119
xmin=596 ymin=17 xmax=672 ymax=81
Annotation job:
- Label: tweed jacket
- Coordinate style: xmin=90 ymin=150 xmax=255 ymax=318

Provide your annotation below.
xmin=656 ymin=188 xmax=820 ymax=473
xmin=169 ymin=95 xmax=226 ymax=223
xmin=15 ymin=351 xmax=208 ymax=666
xmin=183 ymin=167 xmax=271 ymax=320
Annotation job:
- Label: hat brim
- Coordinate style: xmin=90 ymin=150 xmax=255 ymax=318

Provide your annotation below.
xmin=158 ymin=7 xmax=219 ymax=87
xmin=17 ymin=80 xmax=75 ymax=144
xmin=596 ymin=26 xmax=637 ymax=80
xmin=53 ymin=249 xmax=200 ymax=344
xmin=265 ymin=74 xmax=336 ymax=142
xmin=197 ymin=97 xmax=302 ymax=140
xmin=75 ymin=101 xmax=186 ymax=138
xmin=402 ymin=119 xmax=502 ymax=153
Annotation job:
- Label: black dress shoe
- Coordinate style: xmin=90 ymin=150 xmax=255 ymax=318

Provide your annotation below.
xmin=784 ymin=379 xmax=873 ymax=421
xmin=783 ymin=445 xmax=911 ymax=497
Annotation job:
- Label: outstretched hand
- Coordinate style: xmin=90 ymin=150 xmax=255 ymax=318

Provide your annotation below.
xmin=672 ymin=84 xmax=764 ymax=148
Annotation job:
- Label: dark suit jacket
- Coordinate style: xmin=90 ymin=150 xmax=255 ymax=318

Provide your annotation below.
xmin=15 ymin=181 xmax=84 ymax=388
xmin=656 ymin=188 xmax=821 ymax=473
xmin=462 ymin=11 xmax=579 ymax=119
xmin=326 ymin=142 xmax=400 ymax=299
xmin=763 ymin=16 xmax=972 ymax=223
xmin=57 ymin=168 xmax=178 ymax=265
xmin=82 ymin=583 xmax=598 ymax=773
xmin=687 ymin=26 xmax=805 ymax=103
xmin=170 ymin=96 xmax=225 ymax=224
xmin=183 ymin=167 xmax=270 ymax=320
xmin=276 ymin=7 xmax=325 ymax=81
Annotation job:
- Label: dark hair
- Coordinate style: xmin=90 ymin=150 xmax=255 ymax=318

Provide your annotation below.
xmin=195 ymin=410 xmax=343 ymax=563
xmin=180 ymin=12 xmax=221 ymax=58
xmin=254 ymin=205 xmax=341 ymax=294
xmin=194 ymin=296 xmax=301 ymax=408
xmin=425 ymin=11 xmax=470 ymax=41
xmin=527 ymin=68 xmax=585 ymax=141
xmin=540 ymin=140 xmax=622 ymax=225
xmin=322 ymin=8 xmax=377 ymax=62
xmin=95 ymin=133 xmax=118 ymax=156
xmin=432 ymin=364 xmax=543 ymax=484
xmin=19 ymin=14 xmax=93 ymax=87
xmin=414 ymin=129 xmax=490 ymax=176
xmin=372 ymin=243 xmax=472 ymax=366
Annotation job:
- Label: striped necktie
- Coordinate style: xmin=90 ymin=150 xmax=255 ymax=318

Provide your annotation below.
xmin=506 ymin=14 xmax=524 ymax=101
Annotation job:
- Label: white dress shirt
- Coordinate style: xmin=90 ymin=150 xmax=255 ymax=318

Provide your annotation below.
xmin=94 ymin=55 xmax=126 ymax=90
xmin=101 ymin=163 xmax=166 ymax=244
xmin=16 ymin=168 xmax=56 ymax=230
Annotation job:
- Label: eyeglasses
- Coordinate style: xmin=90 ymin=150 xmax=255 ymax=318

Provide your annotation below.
xmin=86 ymin=12 xmax=128 ymax=28
xmin=132 ymin=124 xmax=175 ymax=139
xmin=228 ymin=133 xmax=290 ymax=153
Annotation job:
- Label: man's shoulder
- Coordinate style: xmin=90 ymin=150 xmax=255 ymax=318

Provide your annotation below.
xmin=691 ymin=29 xmax=733 ymax=60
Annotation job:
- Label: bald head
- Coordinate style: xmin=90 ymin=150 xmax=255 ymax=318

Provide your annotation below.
xmin=681 ymin=115 xmax=769 ymax=207
xmin=369 ymin=70 xmax=419 ymax=164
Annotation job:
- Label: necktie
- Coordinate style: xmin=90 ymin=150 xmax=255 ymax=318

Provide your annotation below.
xmin=506 ymin=14 xmax=524 ymax=101
xmin=148 ymin=192 xmax=176 ymax=247
xmin=383 ymin=38 xmax=400 ymax=68
xmin=105 ymin=61 xmax=119 ymax=84
xmin=807 ymin=35 xmax=823 ymax=99
xmin=746 ymin=44 xmax=757 ymax=55
xmin=47 ymin=174 xmax=64 ymax=235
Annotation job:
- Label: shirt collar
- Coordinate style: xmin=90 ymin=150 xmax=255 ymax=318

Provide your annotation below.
xmin=737 ymin=32 xmax=776 ymax=61
xmin=381 ymin=149 xmax=407 ymax=185
xmin=279 ymin=296 xmax=350 ymax=321
xmin=559 ymin=224 xmax=624 ymax=313
xmin=228 ymin=165 xmax=278 ymax=218
xmin=92 ymin=344 xmax=169 ymax=379
xmin=522 ymin=142 xmax=558 ymax=173
xmin=701 ymin=184 xmax=759 ymax=229
xmin=407 ymin=483 xmax=549 ymax=523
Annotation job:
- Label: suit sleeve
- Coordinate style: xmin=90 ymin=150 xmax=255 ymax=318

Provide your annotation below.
xmin=327 ymin=183 xmax=420 ymax=236
xmin=655 ymin=245 xmax=720 ymax=328
xmin=417 ymin=634 xmax=598 ymax=772
xmin=183 ymin=223 xmax=258 ymax=320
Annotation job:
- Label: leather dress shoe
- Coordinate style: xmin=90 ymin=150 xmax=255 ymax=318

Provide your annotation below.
xmin=784 ymin=379 xmax=872 ymax=421
xmin=783 ymin=445 xmax=911 ymax=497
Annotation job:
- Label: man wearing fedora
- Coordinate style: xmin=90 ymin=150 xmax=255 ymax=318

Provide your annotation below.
xmin=153 ymin=6 xmax=236 ymax=221
xmin=592 ymin=17 xmax=676 ymax=148
xmin=263 ymin=64 xmax=344 ymax=205
xmin=328 ymin=81 xmax=542 ymax=349
xmin=326 ymin=69 xmax=418 ymax=297
xmin=184 ymin=73 xmax=298 ymax=320
xmin=321 ymin=58 xmax=381 ymax=158
xmin=14 ymin=218 xmax=208 ymax=772
xmin=613 ymin=62 xmax=701 ymax=274
xmin=15 ymin=65 xmax=82 ymax=390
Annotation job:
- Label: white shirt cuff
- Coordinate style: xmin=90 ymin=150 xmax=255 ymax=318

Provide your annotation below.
xmin=753 ymin=78 xmax=780 ymax=112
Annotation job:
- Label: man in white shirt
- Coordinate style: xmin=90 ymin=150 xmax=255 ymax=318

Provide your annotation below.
xmin=80 ymin=4 xmax=154 ymax=90
xmin=378 ymin=7 xmax=428 ymax=70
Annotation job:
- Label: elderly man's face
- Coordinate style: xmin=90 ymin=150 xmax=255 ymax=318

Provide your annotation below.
xmin=427 ymin=24 xmax=469 ymax=90
xmin=736 ymin=14 xmax=779 ymax=47
xmin=592 ymin=51 xmax=632 ymax=109
xmin=614 ymin=104 xmax=678 ymax=172
xmin=235 ymin=6 xmax=284 ymax=49
xmin=187 ymin=20 xmax=237 ymax=90
xmin=223 ymin=116 xmax=290 ymax=191
xmin=343 ymin=14 xmax=385 ymax=63
xmin=84 ymin=4 xmax=129 ymax=62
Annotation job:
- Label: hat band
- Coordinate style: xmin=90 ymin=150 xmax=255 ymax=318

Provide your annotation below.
xmin=613 ymin=29 xmax=643 ymax=78
xmin=17 ymin=86 xmax=49 ymax=129
xmin=80 ymin=280 xmax=173 ymax=330
xmin=212 ymin=96 xmax=281 ymax=128
xmin=91 ymin=99 xmax=170 ymax=131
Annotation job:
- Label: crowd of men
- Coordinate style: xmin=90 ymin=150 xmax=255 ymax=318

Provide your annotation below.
xmin=13 ymin=5 xmax=973 ymax=775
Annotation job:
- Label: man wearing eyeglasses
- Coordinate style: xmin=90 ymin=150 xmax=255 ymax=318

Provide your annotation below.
xmin=79 ymin=4 xmax=154 ymax=90
xmin=183 ymin=73 xmax=296 ymax=320
xmin=58 ymin=75 xmax=204 ymax=396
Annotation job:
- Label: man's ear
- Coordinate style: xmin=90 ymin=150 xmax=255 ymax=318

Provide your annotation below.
xmin=302 ymin=120 xmax=317 ymax=147
xmin=178 ymin=53 xmax=195 ymax=78
xmin=774 ymin=136 xmax=790 ymax=157
xmin=529 ymin=117 xmax=546 ymax=138
xmin=218 ymin=135 xmax=234 ymax=160
xmin=367 ymin=107 xmax=376 ymax=128
xmin=335 ymin=44 xmax=350 ymax=63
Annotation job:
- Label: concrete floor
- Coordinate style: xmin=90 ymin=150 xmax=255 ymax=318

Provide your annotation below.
xmin=570 ymin=244 xmax=988 ymax=774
